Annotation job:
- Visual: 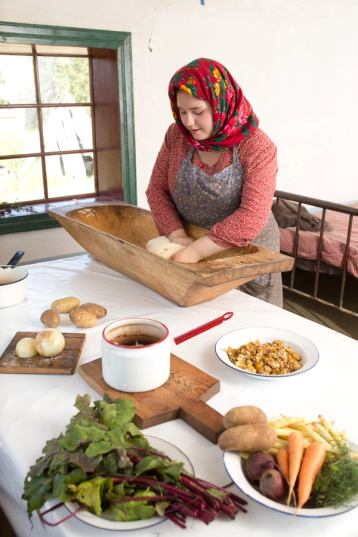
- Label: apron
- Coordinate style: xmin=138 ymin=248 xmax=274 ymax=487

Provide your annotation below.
xmin=171 ymin=146 xmax=283 ymax=307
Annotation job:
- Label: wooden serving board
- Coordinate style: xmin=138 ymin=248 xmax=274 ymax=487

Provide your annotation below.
xmin=79 ymin=354 xmax=224 ymax=443
xmin=0 ymin=332 xmax=86 ymax=375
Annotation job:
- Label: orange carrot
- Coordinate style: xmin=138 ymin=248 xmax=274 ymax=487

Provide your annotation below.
xmin=297 ymin=441 xmax=326 ymax=510
xmin=287 ymin=431 xmax=304 ymax=505
xmin=276 ymin=447 xmax=289 ymax=482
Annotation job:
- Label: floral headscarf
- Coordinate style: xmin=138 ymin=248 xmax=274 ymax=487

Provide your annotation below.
xmin=168 ymin=58 xmax=259 ymax=151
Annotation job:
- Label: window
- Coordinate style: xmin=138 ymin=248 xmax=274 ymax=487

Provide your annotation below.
xmin=0 ymin=43 xmax=97 ymax=204
xmin=0 ymin=22 xmax=136 ymax=232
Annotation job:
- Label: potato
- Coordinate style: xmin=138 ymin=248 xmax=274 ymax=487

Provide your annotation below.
xmin=223 ymin=405 xmax=267 ymax=429
xmin=15 ymin=337 xmax=38 ymax=359
xmin=51 ymin=297 xmax=81 ymax=314
xmin=40 ymin=309 xmax=60 ymax=328
xmin=69 ymin=306 xmax=97 ymax=328
xmin=79 ymin=303 xmax=107 ymax=319
xmin=218 ymin=423 xmax=277 ymax=452
xmin=35 ymin=329 xmax=65 ymax=357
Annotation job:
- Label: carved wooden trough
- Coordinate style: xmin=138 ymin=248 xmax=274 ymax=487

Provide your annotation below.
xmin=49 ymin=201 xmax=293 ymax=306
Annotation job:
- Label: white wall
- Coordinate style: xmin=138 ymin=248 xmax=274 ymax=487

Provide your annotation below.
xmin=1 ymin=228 xmax=85 ymax=264
xmin=1 ymin=0 xmax=357 ymax=211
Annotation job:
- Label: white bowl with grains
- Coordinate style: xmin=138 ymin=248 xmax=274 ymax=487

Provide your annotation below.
xmin=215 ymin=327 xmax=319 ymax=380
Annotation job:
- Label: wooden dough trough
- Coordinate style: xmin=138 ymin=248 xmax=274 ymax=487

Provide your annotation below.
xmin=49 ymin=201 xmax=293 ymax=307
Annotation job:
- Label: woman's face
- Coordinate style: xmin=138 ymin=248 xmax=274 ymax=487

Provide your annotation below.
xmin=176 ymin=90 xmax=214 ymax=141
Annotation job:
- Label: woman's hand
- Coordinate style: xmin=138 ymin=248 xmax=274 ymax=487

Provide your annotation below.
xmin=171 ymin=235 xmax=227 ymax=263
xmin=172 ymin=246 xmax=201 ymax=263
xmin=168 ymin=229 xmax=194 ymax=246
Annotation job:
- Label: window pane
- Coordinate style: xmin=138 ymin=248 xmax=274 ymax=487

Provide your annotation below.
xmin=38 ymin=57 xmax=90 ymax=103
xmin=0 ymin=43 xmax=32 ymax=54
xmin=0 ymin=108 xmax=40 ymax=156
xmin=36 ymin=45 xmax=88 ymax=56
xmin=42 ymin=106 xmax=93 ymax=152
xmin=0 ymin=55 xmax=36 ymax=104
xmin=0 ymin=157 xmax=44 ymax=203
xmin=46 ymin=152 xmax=95 ymax=198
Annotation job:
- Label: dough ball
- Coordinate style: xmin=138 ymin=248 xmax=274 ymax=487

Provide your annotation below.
xmin=69 ymin=307 xmax=97 ymax=328
xmin=51 ymin=297 xmax=81 ymax=314
xmin=15 ymin=337 xmax=38 ymax=359
xmin=145 ymin=236 xmax=185 ymax=259
xmin=40 ymin=309 xmax=60 ymax=328
xmin=35 ymin=329 xmax=65 ymax=357
xmin=79 ymin=303 xmax=107 ymax=319
xmin=146 ymin=236 xmax=171 ymax=253
xmin=158 ymin=241 xmax=185 ymax=259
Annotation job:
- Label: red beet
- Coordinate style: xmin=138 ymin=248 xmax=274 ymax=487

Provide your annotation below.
xmin=259 ymin=469 xmax=287 ymax=501
xmin=245 ymin=452 xmax=276 ymax=482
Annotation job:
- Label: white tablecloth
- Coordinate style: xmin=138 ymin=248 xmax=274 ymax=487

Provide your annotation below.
xmin=0 ymin=254 xmax=357 ymax=537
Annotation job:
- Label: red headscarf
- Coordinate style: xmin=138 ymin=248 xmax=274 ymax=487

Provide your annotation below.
xmin=168 ymin=58 xmax=259 ymax=151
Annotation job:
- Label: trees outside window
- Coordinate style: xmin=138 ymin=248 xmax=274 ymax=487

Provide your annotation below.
xmin=0 ymin=26 xmax=134 ymax=210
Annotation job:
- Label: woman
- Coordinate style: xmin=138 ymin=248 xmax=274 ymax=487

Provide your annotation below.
xmin=146 ymin=58 xmax=282 ymax=306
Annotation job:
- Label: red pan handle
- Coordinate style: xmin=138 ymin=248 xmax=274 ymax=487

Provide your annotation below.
xmin=174 ymin=312 xmax=234 ymax=345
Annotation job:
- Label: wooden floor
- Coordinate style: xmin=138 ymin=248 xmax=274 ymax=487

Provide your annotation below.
xmin=282 ymin=270 xmax=358 ymax=340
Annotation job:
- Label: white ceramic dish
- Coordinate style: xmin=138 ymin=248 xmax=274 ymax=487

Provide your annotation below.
xmin=0 ymin=265 xmax=28 ymax=308
xmin=64 ymin=435 xmax=194 ymax=531
xmin=224 ymin=450 xmax=358 ymax=518
xmin=215 ymin=327 xmax=319 ymax=380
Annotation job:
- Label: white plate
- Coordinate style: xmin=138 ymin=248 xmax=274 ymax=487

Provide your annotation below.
xmin=65 ymin=435 xmax=194 ymax=531
xmin=224 ymin=451 xmax=358 ymax=518
xmin=215 ymin=327 xmax=319 ymax=380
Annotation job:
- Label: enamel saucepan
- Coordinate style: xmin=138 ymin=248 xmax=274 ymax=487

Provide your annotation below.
xmin=0 ymin=251 xmax=28 ymax=308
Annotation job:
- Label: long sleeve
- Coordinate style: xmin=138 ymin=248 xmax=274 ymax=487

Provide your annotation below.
xmin=210 ymin=130 xmax=278 ymax=247
xmin=145 ymin=125 xmax=185 ymax=235
xmin=146 ymin=126 xmax=277 ymax=247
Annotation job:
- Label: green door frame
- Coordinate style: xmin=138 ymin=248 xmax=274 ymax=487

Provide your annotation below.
xmin=0 ymin=20 xmax=137 ymax=205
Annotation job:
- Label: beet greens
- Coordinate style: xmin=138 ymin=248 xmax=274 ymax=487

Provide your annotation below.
xmin=23 ymin=394 xmax=247 ymax=528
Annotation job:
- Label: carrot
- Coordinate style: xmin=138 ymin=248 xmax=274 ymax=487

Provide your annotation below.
xmin=297 ymin=441 xmax=326 ymax=510
xmin=287 ymin=430 xmax=304 ymax=505
xmin=276 ymin=447 xmax=289 ymax=482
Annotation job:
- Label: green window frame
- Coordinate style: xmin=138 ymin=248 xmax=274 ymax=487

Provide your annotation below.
xmin=0 ymin=21 xmax=137 ymax=233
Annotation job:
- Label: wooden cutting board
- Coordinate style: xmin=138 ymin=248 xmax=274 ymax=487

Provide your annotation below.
xmin=79 ymin=354 xmax=224 ymax=443
xmin=0 ymin=331 xmax=86 ymax=375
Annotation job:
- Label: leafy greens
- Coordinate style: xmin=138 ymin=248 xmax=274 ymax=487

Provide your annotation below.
xmin=23 ymin=394 xmax=247 ymax=527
